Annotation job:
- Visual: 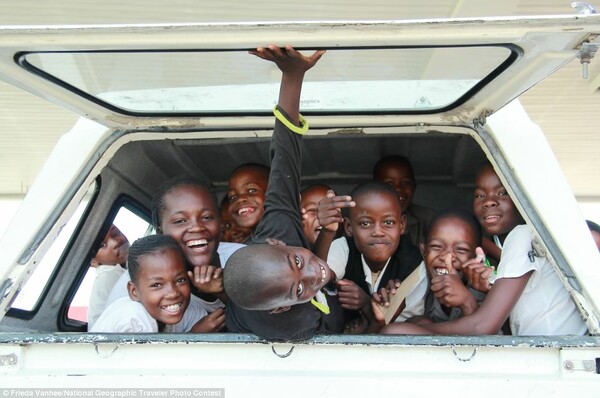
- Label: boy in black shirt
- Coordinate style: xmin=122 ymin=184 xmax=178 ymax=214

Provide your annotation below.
xmin=224 ymin=44 xmax=344 ymax=341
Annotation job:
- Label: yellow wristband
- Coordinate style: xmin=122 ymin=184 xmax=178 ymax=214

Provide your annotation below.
xmin=310 ymin=298 xmax=330 ymax=315
xmin=273 ymin=105 xmax=309 ymax=135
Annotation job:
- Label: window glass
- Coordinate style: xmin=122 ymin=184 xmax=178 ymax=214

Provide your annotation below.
xmin=11 ymin=182 xmax=96 ymax=311
xmin=22 ymin=46 xmax=513 ymax=114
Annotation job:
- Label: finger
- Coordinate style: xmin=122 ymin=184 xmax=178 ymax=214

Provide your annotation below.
xmin=445 ymin=253 xmax=457 ymax=275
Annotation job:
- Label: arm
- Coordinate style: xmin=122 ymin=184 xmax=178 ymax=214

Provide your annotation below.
xmin=381 ymin=272 xmax=532 ymax=335
xmin=250 ymin=45 xmax=325 ymax=124
xmin=314 ymin=190 xmax=355 ymax=261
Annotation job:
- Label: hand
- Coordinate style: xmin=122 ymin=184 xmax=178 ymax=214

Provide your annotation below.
xmin=370 ymin=279 xmax=405 ymax=325
xmin=431 ymin=254 xmax=477 ymax=314
xmin=462 ymin=247 xmax=494 ymax=293
xmin=188 ymin=265 xmax=223 ymax=295
xmin=317 ymin=190 xmax=355 ymax=232
xmin=190 ymin=308 xmax=226 ymax=333
xmin=371 ymin=279 xmax=402 ymax=307
xmin=336 ymin=279 xmax=370 ymax=312
xmin=249 ymin=45 xmax=326 ymax=75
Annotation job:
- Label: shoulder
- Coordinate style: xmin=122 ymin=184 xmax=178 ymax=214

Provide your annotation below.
xmin=90 ymin=297 xmax=158 ymax=333
xmin=218 ymin=242 xmax=246 ymax=267
xmin=503 ymin=224 xmax=533 ymax=252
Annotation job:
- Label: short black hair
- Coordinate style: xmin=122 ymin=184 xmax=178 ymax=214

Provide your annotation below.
xmin=223 ymin=244 xmax=284 ymax=310
xmin=424 ymin=208 xmax=482 ymax=247
xmin=230 ymin=163 xmax=270 ymax=179
xmin=127 ymin=234 xmax=184 ymax=284
xmin=344 ymin=181 xmax=401 ymax=219
xmin=373 ymin=155 xmax=416 ymax=184
xmin=587 ymin=220 xmax=600 ymax=234
xmin=151 ymin=176 xmax=217 ymax=231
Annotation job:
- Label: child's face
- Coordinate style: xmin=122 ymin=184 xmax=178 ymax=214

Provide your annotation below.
xmin=300 ymin=186 xmax=329 ymax=246
xmin=422 ymin=216 xmax=477 ymax=278
xmin=473 ymin=165 xmax=522 ymax=240
xmin=128 ymin=248 xmax=191 ymax=326
xmin=159 ymin=185 xmax=221 ymax=269
xmin=227 ymin=167 xmax=268 ymax=230
xmin=374 ymin=162 xmax=415 ymax=214
xmin=220 ymin=202 xmax=251 ymax=243
xmin=93 ymin=225 xmax=129 ymax=267
xmin=259 ymin=244 xmax=332 ymax=308
xmin=345 ymin=191 xmax=406 ymax=270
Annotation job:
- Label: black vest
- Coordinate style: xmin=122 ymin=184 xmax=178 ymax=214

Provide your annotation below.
xmin=344 ymin=236 xmax=423 ymax=294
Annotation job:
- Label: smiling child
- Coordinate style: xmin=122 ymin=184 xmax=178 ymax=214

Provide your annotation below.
xmin=378 ymin=164 xmax=587 ymax=336
xmin=91 ymin=234 xmax=201 ymax=332
xmin=223 ymin=44 xmax=345 ymax=340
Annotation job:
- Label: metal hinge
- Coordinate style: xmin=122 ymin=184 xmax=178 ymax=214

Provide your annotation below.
xmin=0 ymin=353 xmax=18 ymax=366
xmin=575 ymin=34 xmax=600 ymax=79
xmin=563 ymin=358 xmax=599 ymax=373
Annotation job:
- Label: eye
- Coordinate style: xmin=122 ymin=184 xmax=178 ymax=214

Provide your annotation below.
xmin=358 ymin=221 xmax=371 ymax=228
xmin=172 ymin=218 xmax=186 ymax=225
xmin=294 ymin=255 xmax=302 ymax=269
xmin=150 ymin=282 xmax=162 ymax=288
xmin=248 ymin=188 xmax=257 ymax=194
xmin=296 ymin=282 xmax=304 ymax=297
xmin=202 ymin=214 xmax=216 ymax=222
xmin=228 ymin=194 xmax=238 ymax=202
xmin=499 ymin=190 xmax=509 ymax=197
xmin=400 ymin=180 xmax=415 ymax=188
xmin=474 ymin=193 xmax=485 ymax=200
xmin=176 ymin=277 xmax=188 ymax=284
xmin=383 ymin=220 xmax=395 ymax=226
xmin=428 ymin=244 xmax=443 ymax=251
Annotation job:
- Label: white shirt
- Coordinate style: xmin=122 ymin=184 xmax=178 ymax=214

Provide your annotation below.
xmin=495 ymin=225 xmax=587 ymax=335
xmin=90 ymin=297 xmax=158 ymax=333
xmin=102 ymin=241 xmax=244 ymax=331
xmin=87 ymin=264 xmax=126 ymax=329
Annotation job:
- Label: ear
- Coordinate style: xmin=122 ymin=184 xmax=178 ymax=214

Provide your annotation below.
xmin=156 ymin=225 xmax=163 ymax=234
xmin=343 ymin=217 xmax=353 ymax=237
xmin=269 ymin=306 xmax=291 ymax=314
xmin=398 ymin=214 xmax=407 ymax=235
xmin=127 ymin=280 xmax=140 ymax=302
xmin=419 ymin=242 xmax=426 ymax=257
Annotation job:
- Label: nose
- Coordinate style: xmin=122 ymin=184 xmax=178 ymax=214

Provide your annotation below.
xmin=371 ymin=223 xmax=385 ymax=237
xmin=188 ymin=217 xmax=207 ymax=232
xmin=165 ymin=282 xmax=181 ymax=298
xmin=483 ymin=196 xmax=498 ymax=208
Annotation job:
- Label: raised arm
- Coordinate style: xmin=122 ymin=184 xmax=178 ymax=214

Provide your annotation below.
xmin=250 ymin=45 xmax=325 ymax=124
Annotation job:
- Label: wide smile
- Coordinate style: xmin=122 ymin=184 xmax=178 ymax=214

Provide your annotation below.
xmin=433 ymin=267 xmax=449 ymax=276
xmin=185 ymin=239 xmax=210 ymax=252
xmin=161 ymin=302 xmax=184 ymax=314
xmin=237 ymin=206 xmax=256 ymax=217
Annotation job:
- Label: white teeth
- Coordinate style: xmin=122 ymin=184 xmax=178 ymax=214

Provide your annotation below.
xmin=320 ymin=265 xmax=327 ymax=282
xmin=163 ymin=303 xmax=181 ymax=312
xmin=435 ymin=268 xmax=449 ymax=276
xmin=187 ymin=239 xmax=207 ymax=248
xmin=238 ymin=207 xmax=253 ymax=216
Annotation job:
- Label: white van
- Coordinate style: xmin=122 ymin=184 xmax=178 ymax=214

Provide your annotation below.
xmin=1 ymin=14 xmax=600 ymax=396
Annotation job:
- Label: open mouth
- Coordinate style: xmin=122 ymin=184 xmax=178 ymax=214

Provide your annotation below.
xmin=186 ymin=239 xmax=208 ymax=249
xmin=162 ymin=303 xmax=183 ymax=314
xmin=319 ymin=263 xmax=327 ymax=284
xmin=434 ymin=267 xmax=449 ymax=276
xmin=237 ymin=206 xmax=255 ymax=216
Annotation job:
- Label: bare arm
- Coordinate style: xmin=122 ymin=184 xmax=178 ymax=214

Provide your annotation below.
xmin=250 ymin=45 xmax=325 ymax=124
xmin=381 ymin=272 xmax=532 ymax=335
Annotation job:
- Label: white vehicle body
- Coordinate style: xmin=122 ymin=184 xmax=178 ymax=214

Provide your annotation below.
xmin=0 ymin=15 xmax=599 ymax=396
